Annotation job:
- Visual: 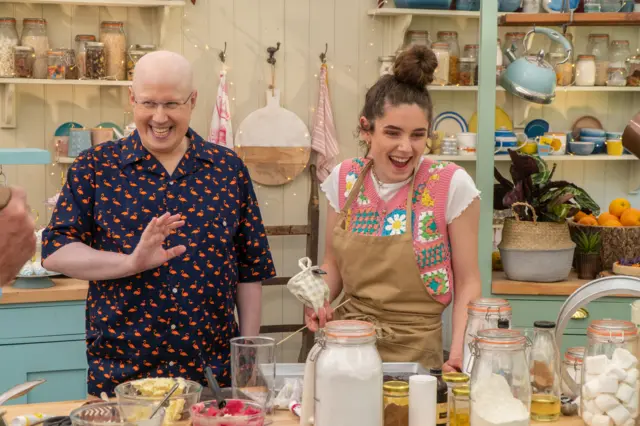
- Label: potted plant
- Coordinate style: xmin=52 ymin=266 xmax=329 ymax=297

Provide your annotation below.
xmin=494 ymin=150 xmax=600 ymax=282
xmin=573 ymin=229 xmax=602 ymax=279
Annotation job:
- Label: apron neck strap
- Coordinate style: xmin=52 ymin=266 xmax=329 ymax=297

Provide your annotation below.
xmin=405 ymin=168 xmax=418 ymax=230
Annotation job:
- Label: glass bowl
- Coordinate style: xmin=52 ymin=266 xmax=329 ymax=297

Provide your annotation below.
xmin=114 ymin=378 xmax=203 ymax=426
xmin=190 ymin=400 xmax=265 ymax=426
xmin=70 ymin=402 xmax=165 ymax=426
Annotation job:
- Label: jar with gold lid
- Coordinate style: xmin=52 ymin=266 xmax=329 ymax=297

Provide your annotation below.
xmin=383 ymin=381 xmax=409 ymax=426
xmin=443 ymin=372 xmax=469 ymax=426
xmin=452 ymin=385 xmax=470 ymax=426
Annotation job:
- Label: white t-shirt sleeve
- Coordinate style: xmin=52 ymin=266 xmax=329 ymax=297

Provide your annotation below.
xmin=320 ymin=163 xmax=342 ymax=213
xmin=446 ymin=169 xmax=481 ymax=224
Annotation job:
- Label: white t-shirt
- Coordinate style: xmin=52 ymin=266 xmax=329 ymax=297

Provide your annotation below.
xmin=320 ymin=158 xmax=481 ymax=224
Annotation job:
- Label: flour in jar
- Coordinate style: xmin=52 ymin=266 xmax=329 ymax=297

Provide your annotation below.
xmin=471 ymin=374 xmax=530 ymax=426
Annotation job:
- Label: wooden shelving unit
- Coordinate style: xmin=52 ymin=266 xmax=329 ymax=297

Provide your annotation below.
xmin=491 ymin=271 xmax=635 ymax=297
xmin=0 ymin=0 xmax=185 ymax=6
xmin=499 ymin=11 xmax=640 ymax=26
xmin=368 ymin=8 xmax=484 ymax=18
xmin=0 ymin=78 xmax=132 ymax=87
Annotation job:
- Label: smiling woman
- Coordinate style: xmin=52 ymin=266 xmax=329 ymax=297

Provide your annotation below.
xmin=305 ymin=44 xmax=483 ymax=374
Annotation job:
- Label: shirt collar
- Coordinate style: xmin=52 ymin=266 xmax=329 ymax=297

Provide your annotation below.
xmin=119 ymin=127 xmax=217 ymax=168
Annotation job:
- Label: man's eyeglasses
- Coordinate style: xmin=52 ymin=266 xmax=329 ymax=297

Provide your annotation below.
xmin=134 ymin=92 xmax=194 ymax=110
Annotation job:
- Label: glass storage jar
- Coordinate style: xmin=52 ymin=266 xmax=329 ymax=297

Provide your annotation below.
xmin=20 ymin=18 xmax=49 ymax=79
xmin=0 ymin=17 xmax=18 ymax=78
xmin=529 ymin=321 xmax=561 ymax=422
xmin=99 ymin=21 xmax=126 ymax=80
xmin=548 ymin=33 xmax=573 ymax=86
xmin=404 ymin=30 xmax=431 ymax=49
xmin=452 ymin=385 xmax=470 ymax=426
xmin=576 ymin=54 xmax=597 ymax=86
xmin=469 ymin=329 xmax=531 ymax=426
xmin=61 ymin=48 xmax=77 ymax=80
xmin=315 ymin=320 xmax=383 ymax=426
xmin=127 ymin=44 xmax=155 ymax=81
xmin=443 ymin=372 xmax=469 ymax=426
xmin=561 ymin=346 xmax=584 ymax=399
xmin=627 ymin=55 xmax=640 ymax=86
xmin=379 ymin=56 xmax=395 ymax=77
xmin=437 ymin=31 xmax=460 ymax=85
xmin=75 ymin=34 xmax=96 ymax=78
xmin=458 ymin=57 xmax=476 ymax=86
xmin=503 ymin=32 xmax=525 ymax=66
xmin=432 ymin=42 xmax=450 ymax=86
xmin=383 ymin=381 xmax=408 ymax=426
xmin=609 ymin=40 xmax=630 ymax=68
xmin=463 ymin=44 xmax=479 ymax=84
xmin=47 ymin=49 xmax=64 ymax=79
xmin=86 ymin=42 xmax=106 ymax=79
xmin=607 ymin=67 xmax=627 ymax=86
xmin=13 ymin=46 xmax=34 ymax=78
xmin=587 ymin=34 xmax=610 ymax=85
xmin=462 ymin=298 xmax=512 ymax=375
xmin=581 ymin=320 xmax=639 ymax=426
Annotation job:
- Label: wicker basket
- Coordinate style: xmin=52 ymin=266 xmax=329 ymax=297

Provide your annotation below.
xmin=498 ymin=202 xmax=575 ymax=250
xmin=568 ymin=221 xmax=640 ymax=271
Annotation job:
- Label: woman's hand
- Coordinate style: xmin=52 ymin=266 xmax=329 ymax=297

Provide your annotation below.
xmin=304 ymin=300 xmax=334 ymax=332
xmin=443 ymin=356 xmax=463 ymax=373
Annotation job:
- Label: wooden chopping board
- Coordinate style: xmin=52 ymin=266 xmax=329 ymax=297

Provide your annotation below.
xmin=235 ymin=89 xmax=311 ymax=186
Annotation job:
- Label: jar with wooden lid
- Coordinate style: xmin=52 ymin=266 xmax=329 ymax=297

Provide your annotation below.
xmin=432 ymin=42 xmax=450 ymax=86
xmin=587 ymin=34 xmax=610 ymax=85
xmin=404 ymin=30 xmax=431 ymax=48
xmin=443 ymin=372 xmax=469 ymax=426
xmin=60 ymin=48 xmax=78 ymax=80
xmin=13 ymin=45 xmax=34 ymax=78
xmin=86 ymin=41 xmax=106 ymax=79
xmin=75 ymin=34 xmax=96 ymax=78
xmin=452 ymin=385 xmax=470 ymax=426
xmin=458 ymin=58 xmax=476 ymax=86
xmin=436 ymin=31 xmax=460 ymax=85
xmin=99 ymin=21 xmax=126 ymax=80
xmin=576 ymin=54 xmax=596 ymax=86
xmin=47 ymin=49 xmax=64 ymax=79
xmin=610 ymin=40 xmax=630 ymax=69
xmin=383 ymin=381 xmax=408 ymax=426
xmin=607 ymin=66 xmax=627 ymax=86
xmin=20 ymin=18 xmax=49 ymax=79
xmin=627 ymin=55 xmax=640 ymax=86
xmin=0 ymin=18 xmax=19 ymax=78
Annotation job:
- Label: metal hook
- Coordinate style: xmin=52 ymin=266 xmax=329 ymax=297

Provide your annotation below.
xmin=267 ymin=42 xmax=281 ymax=65
xmin=219 ymin=42 xmax=227 ymax=63
xmin=319 ymin=43 xmax=328 ymax=64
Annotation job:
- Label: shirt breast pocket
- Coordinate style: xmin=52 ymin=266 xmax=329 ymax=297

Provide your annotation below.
xmin=200 ymin=213 xmax=238 ymax=252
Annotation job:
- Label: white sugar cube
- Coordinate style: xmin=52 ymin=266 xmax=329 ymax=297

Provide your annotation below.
xmin=592 ymin=414 xmax=612 ymax=426
xmin=607 ymin=405 xmax=631 ymax=426
xmin=601 ymin=376 xmax=621 ymax=393
xmin=583 ymin=411 xmax=594 ymax=425
xmin=588 ymin=355 xmax=611 ymax=375
xmin=607 ymin=365 xmax=628 ymax=381
xmin=624 ymin=392 xmax=638 ymax=418
xmin=597 ymin=394 xmax=622 ymax=412
xmin=617 ymin=383 xmax=635 ymax=404
xmin=625 ymin=369 xmax=639 ymax=386
xmin=613 ymin=348 xmax=638 ymax=370
xmin=586 ymin=379 xmax=604 ymax=398
xmin=588 ymin=398 xmax=605 ymax=415
xmin=589 ymin=373 xmax=603 ymax=383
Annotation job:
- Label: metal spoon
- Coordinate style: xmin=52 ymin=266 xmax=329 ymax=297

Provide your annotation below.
xmin=0 ymin=380 xmax=46 ymax=406
xmin=205 ymin=366 xmax=226 ymax=409
xmin=149 ymin=383 xmax=180 ymax=419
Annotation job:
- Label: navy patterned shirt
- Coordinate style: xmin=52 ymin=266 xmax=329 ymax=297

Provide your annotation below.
xmin=41 ymin=128 xmax=276 ymax=396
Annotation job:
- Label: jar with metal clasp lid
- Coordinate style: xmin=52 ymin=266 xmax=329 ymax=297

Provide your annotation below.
xmin=300 ymin=320 xmax=383 ymax=426
xmin=383 ymin=381 xmax=408 ymax=426
xmin=581 ymin=320 xmax=639 ymax=426
xmin=443 ymin=372 xmax=469 ymax=426
xmin=462 ymin=298 xmax=512 ymax=375
xmin=452 ymin=385 xmax=470 ymax=426
xmin=469 ymin=329 xmax=531 ymax=426
xmin=561 ymin=346 xmax=584 ymax=398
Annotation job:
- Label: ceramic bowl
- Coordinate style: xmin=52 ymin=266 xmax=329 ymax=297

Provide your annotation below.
xmin=190 ymin=400 xmax=265 ymax=426
xmin=569 ymin=141 xmax=595 ymax=155
xmin=606 ymin=132 xmax=623 ymax=140
xmin=580 ymin=128 xmax=606 ymax=138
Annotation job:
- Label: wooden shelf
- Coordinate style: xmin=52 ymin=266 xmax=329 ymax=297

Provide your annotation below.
xmin=0 ymin=78 xmax=131 ymax=87
xmin=491 ymin=271 xmax=634 ymax=297
xmin=0 ymin=148 xmax=51 ymax=165
xmin=427 ymin=154 xmax=637 ymax=161
xmin=429 ymin=86 xmax=640 ymax=92
xmin=368 ymin=8 xmax=484 ymax=18
xmin=499 ymin=11 xmax=640 ymax=27
xmin=0 ymin=278 xmax=87 ymax=305
xmin=0 ymin=0 xmax=185 ymax=6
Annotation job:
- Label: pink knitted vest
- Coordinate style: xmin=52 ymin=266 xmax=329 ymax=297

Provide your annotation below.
xmin=337 ymin=157 xmax=460 ymax=305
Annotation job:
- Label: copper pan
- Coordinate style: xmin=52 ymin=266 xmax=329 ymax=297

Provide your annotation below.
xmin=622 ymin=111 xmax=640 ymax=158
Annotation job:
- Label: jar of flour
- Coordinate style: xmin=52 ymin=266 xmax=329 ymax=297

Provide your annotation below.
xmin=469 ymin=329 xmax=531 ymax=426
xmin=581 ymin=319 xmax=639 ymax=426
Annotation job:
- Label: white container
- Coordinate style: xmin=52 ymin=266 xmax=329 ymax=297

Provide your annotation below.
xmin=576 ymin=54 xmax=597 ymax=86
xmin=307 ymin=320 xmax=383 ymax=426
xmin=432 ymin=42 xmax=450 ymax=86
xmin=456 ymin=132 xmax=477 ymax=155
xmin=379 ymin=56 xmax=395 ymax=77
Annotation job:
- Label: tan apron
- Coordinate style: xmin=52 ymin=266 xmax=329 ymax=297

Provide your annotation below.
xmin=333 ymin=161 xmax=446 ymax=369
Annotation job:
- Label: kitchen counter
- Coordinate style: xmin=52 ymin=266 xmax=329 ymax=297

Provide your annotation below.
xmin=0 ymin=278 xmax=87 ymax=305
xmin=0 ymin=400 xmax=584 ymax=426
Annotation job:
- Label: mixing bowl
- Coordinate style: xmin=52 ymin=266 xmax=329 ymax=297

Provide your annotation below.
xmin=70 ymin=402 xmax=164 ymax=426
xmin=114 ymin=378 xmax=203 ymax=426
xmin=190 ymin=400 xmax=265 ymax=426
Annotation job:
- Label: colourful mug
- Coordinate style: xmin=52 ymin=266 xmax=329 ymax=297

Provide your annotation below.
xmin=606 ymin=140 xmax=624 ymax=156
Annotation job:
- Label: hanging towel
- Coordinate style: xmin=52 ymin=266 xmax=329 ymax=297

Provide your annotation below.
xmin=311 ymin=63 xmax=339 ymax=183
xmin=208 ymin=69 xmax=233 ymax=149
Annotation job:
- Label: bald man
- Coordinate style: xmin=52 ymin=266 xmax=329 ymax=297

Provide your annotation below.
xmin=41 ymin=51 xmax=275 ymax=396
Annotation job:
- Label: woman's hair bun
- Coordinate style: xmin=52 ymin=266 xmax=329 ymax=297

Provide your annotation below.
xmin=392 ymin=45 xmax=438 ymax=88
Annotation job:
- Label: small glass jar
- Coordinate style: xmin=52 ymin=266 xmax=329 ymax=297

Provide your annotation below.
xmin=379 ymin=56 xmax=394 ymax=77
xmin=404 ymin=30 xmax=431 ymax=48
xmin=458 ymin=57 xmax=476 ymax=86
xmin=561 ymin=346 xmax=584 ymax=399
xmin=61 ymin=48 xmax=78 ymax=80
xmin=0 ymin=17 xmax=19 ymax=78
xmin=530 ymin=321 xmax=562 ymax=422
xmin=47 ymin=49 xmax=64 ymax=79
xmin=548 ymin=33 xmax=573 ymax=86
xmin=463 ymin=44 xmax=479 ymax=84
xmin=437 ymin=31 xmax=460 ymax=85
xmin=99 ymin=21 xmax=126 ymax=80
xmin=127 ymin=44 xmax=155 ymax=81
xmin=607 ymin=67 xmax=627 ymax=86
xmin=86 ymin=41 xmax=106 ymax=79
xmin=609 ymin=40 xmax=630 ymax=68
xmin=462 ymin=298 xmax=512 ymax=375
xmin=588 ymin=34 xmax=610 ymax=86
xmin=503 ymin=32 xmax=526 ymax=66
xmin=441 ymin=135 xmax=458 ymax=155
xmin=383 ymin=381 xmax=409 ymax=426
xmin=627 ymin=55 xmax=640 ymax=86
xmin=13 ymin=46 xmax=34 ymax=78
xmin=443 ymin=372 xmax=469 ymax=426
xmin=20 ymin=18 xmax=49 ymax=79
xmin=584 ymin=0 xmax=602 ymax=11
xmin=75 ymin=34 xmax=96 ymax=78
xmin=452 ymin=385 xmax=470 ymax=426
xmin=432 ymin=43 xmax=450 ymax=86
xmin=469 ymin=329 xmax=531 ymax=426
xmin=581 ymin=320 xmax=639 ymax=426
xmin=576 ymin=54 xmax=597 ymax=86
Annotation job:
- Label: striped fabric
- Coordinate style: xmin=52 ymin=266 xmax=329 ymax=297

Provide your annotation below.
xmin=311 ymin=63 xmax=339 ymax=183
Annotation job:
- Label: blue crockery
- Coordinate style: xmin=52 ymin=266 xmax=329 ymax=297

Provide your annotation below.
xmin=606 ymin=132 xmax=622 ymax=140
xmin=393 ymin=0 xmax=453 ymax=9
xmin=569 ymin=141 xmax=595 ymax=155
xmin=499 ymin=0 xmax=522 ymax=11
xmin=580 ymin=128 xmax=606 ymax=138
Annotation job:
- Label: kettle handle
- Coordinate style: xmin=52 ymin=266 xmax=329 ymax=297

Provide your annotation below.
xmin=523 ymin=27 xmax=573 ymax=65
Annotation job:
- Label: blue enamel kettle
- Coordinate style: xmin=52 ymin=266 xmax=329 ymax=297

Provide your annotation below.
xmin=500 ymin=27 xmax=572 ymax=105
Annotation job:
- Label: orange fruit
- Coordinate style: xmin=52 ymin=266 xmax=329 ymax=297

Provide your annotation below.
xmin=602 ymin=219 xmax=623 ymax=227
xmin=598 ymin=212 xmax=617 ymax=226
xmin=609 ymin=198 xmax=631 ymax=218
xmin=579 ymin=216 xmax=598 ymax=226
xmin=573 ymin=211 xmax=587 ymax=222
xmin=620 ymin=208 xmax=640 ymax=226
